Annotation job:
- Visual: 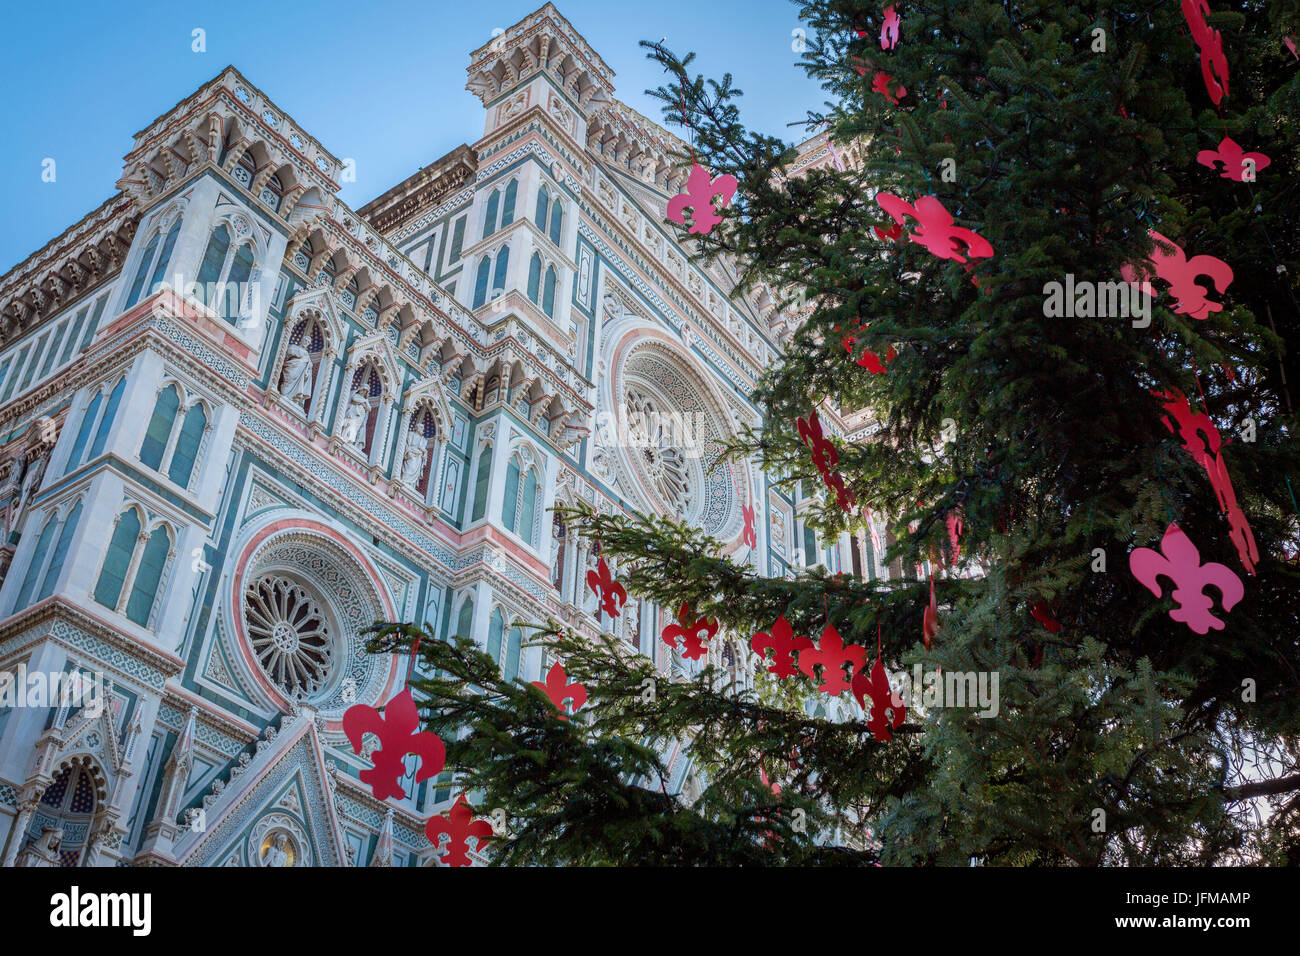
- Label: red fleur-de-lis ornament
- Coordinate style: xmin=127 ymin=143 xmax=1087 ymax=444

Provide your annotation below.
xmin=426 ymin=794 xmax=494 ymax=867
xmin=531 ymin=661 xmax=587 ymax=720
xmin=798 ymin=624 xmax=867 ymax=695
xmin=1182 ymin=0 xmax=1229 ymax=105
xmin=852 ymin=655 xmax=906 ymax=743
xmin=667 ymin=162 xmax=739 ymax=236
xmin=662 ymin=603 xmax=719 ymax=661
xmin=880 ymin=5 xmax=901 ymax=49
xmin=1129 ymin=523 xmax=1244 ymax=634
xmin=796 ymin=410 xmax=856 ymax=513
xmin=872 ymin=71 xmax=906 ymax=104
xmin=1030 ymin=600 xmax=1062 ymax=633
xmin=586 ymin=556 xmax=628 ymax=617
xmin=751 ymin=615 xmax=813 ymax=679
xmin=742 ymin=503 xmax=758 ymax=549
xmin=343 ymin=688 xmax=445 ymax=802
xmin=876 ymin=193 xmax=994 ymax=263
xmin=1123 ymin=230 xmax=1233 ymax=320
xmin=1196 ymin=137 xmax=1271 ymax=182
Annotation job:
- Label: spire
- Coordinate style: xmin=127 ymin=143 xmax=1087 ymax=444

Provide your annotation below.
xmin=369 ymin=808 xmax=395 ymax=867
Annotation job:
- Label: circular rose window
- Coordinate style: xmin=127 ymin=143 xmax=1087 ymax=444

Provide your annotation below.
xmin=243 ymin=576 xmax=334 ymax=698
xmin=624 ymin=386 xmax=695 ymax=517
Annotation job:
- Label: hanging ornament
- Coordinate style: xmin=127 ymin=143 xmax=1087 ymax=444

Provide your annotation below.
xmin=1029 ymin=600 xmax=1063 ymax=633
xmin=343 ymin=688 xmax=445 ymax=802
xmin=871 ymin=71 xmax=906 ymax=104
xmin=945 ymin=512 xmax=963 ymax=564
xmin=1196 ymin=137 xmax=1271 ymax=182
xmin=841 ymin=319 xmax=897 ymax=373
xmin=530 ymin=662 xmax=587 ymax=720
xmin=922 ymin=575 xmax=938 ymax=650
xmin=796 ymin=410 xmax=856 ymax=512
xmin=852 ymin=655 xmax=906 ymax=742
xmin=1181 ymin=0 xmax=1229 ymax=105
xmin=1153 ymin=387 xmax=1258 ymax=574
xmin=1129 ymin=523 xmax=1244 ymax=634
xmin=742 ymin=503 xmax=759 ymax=549
xmin=1122 ymin=230 xmax=1233 ymax=320
xmin=426 ymin=794 xmax=494 ymax=867
xmin=1286 ymin=32 xmax=1298 ymax=60
xmin=798 ymin=624 xmax=868 ymax=695
xmin=661 ymin=603 xmax=719 ymax=661
xmin=667 ymin=162 xmax=739 ymax=236
xmin=880 ymin=5 xmax=901 ymax=50
xmin=875 ymin=193 xmax=995 ymax=263
xmin=751 ymin=615 xmax=813 ymax=679
xmin=586 ymin=556 xmax=628 ymax=617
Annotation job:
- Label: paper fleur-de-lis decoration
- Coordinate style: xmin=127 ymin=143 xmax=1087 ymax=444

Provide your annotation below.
xmin=667 ymin=162 xmax=739 ymax=236
xmin=530 ymin=661 xmax=587 ymax=720
xmin=875 ymin=193 xmax=994 ymax=263
xmin=661 ymin=603 xmax=719 ymax=661
xmin=852 ymin=656 xmax=906 ymax=743
xmin=797 ymin=624 xmax=867 ymax=696
xmin=1122 ymin=230 xmax=1233 ymax=321
xmin=586 ymin=556 xmax=628 ymax=617
xmin=871 ymin=71 xmax=906 ymax=104
xmin=750 ymin=615 xmax=813 ymax=679
xmin=343 ymin=688 xmax=445 ymax=802
xmin=426 ymin=794 xmax=494 ymax=867
xmin=880 ymin=5 xmax=901 ymax=49
xmin=1182 ymin=0 xmax=1229 ymax=105
xmin=742 ymin=504 xmax=758 ymax=549
xmin=1129 ymin=523 xmax=1244 ymax=634
xmin=1196 ymin=137 xmax=1271 ymax=182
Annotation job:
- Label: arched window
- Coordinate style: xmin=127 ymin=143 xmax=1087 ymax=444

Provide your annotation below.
xmin=472 ymin=257 xmax=491 ymax=309
xmin=407 ymin=406 xmax=438 ymax=496
xmin=125 ymin=524 xmax=171 ymax=626
xmin=123 ymin=231 xmax=160 ymax=310
xmin=548 ymin=199 xmax=563 ymax=246
xmin=527 ymin=253 xmax=542 ymax=303
xmin=37 ymin=500 xmax=81 ymax=602
xmin=140 ymin=385 xmax=180 ymax=470
xmin=470 ymin=444 xmax=492 ymax=522
xmin=195 ymin=223 xmax=256 ymax=325
xmin=13 ymin=512 xmax=58 ymax=610
xmin=491 ymin=246 xmax=510 ymax=299
xmin=487 ymin=607 xmax=505 ymax=664
xmin=534 ymin=184 xmax=550 ymax=230
xmin=168 ymin=403 xmax=207 ymax=487
xmin=85 ymin=377 xmax=126 ymax=462
xmin=482 ymin=189 xmax=500 ymax=240
xmin=519 ymin=469 xmax=538 ymax=546
xmin=64 ymin=391 xmax=103 ymax=475
xmin=125 ymin=213 xmax=184 ymax=310
xmin=93 ymin=508 xmax=172 ymax=628
xmin=504 ymin=625 xmax=522 ymax=681
xmin=501 ymin=179 xmax=517 ymax=227
xmin=147 ymin=216 xmax=183 ymax=298
xmin=93 ymin=507 xmax=141 ymax=611
xmin=138 ymin=384 xmax=209 ymax=489
xmin=542 ymin=266 xmax=557 ymax=318
xmin=502 ymin=455 xmax=521 ymax=531
xmin=455 ymin=596 xmax=474 ymax=640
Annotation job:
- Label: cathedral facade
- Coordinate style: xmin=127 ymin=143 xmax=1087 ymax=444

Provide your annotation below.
xmin=0 ymin=4 xmax=886 ymax=867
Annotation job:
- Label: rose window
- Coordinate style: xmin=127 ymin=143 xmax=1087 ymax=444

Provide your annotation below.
xmin=624 ymin=387 xmax=693 ymax=516
xmin=243 ymin=576 xmax=333 ymax=697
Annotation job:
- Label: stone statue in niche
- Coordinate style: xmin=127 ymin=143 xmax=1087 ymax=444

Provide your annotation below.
xmin=337 ymin=389 xmax=369 ymax=445
xmin=16 ymin=827 xmax=63 ymax=867
xmin=280 ymin=341 xmax=314 ymax=406
xmin=400 ymin=442 xmax=425 ymax=486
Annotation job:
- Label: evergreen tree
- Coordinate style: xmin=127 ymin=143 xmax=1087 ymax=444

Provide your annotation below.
xmin=368 ymin=0 xmax=1300 ymax=865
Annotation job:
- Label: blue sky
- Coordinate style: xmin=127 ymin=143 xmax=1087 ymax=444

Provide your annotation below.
xmin=0 ymin=0 xmax=825 ymax=274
